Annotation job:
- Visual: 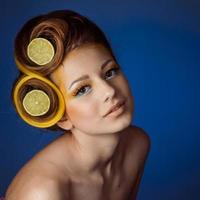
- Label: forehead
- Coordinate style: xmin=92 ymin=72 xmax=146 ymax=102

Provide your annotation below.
xmin=63 ymin=44 xmax=113 ymax=75
xmin=50 ymin=44 xmax=114 ymax=89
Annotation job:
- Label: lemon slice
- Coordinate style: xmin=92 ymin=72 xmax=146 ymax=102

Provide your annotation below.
xmin=27 ymin=38 xmax=55 ymax=65
xmin=22 ymin=89 xmax=50 ymax=116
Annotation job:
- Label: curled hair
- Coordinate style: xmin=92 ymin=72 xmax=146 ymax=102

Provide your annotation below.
xmin=12 ymin=10 xmax=116 ymax=132
xmin=15 ymin=77 xmax=59 ymax=121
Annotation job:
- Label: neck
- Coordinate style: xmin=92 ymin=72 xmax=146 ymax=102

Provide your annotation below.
xmin=66 ymin=127 xmax=128 ymax=177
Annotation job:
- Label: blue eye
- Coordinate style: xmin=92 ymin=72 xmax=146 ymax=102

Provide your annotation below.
xmin=74 ymin=85 xmax=91 ymax=97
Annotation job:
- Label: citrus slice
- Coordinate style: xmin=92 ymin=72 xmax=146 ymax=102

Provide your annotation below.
xmin=27 ymin=38 xmax=55 ymax=65
xmin=22 ymin=89 xmax=50 ymax=116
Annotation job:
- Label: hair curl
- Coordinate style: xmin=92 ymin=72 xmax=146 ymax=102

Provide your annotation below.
xmin=12 ymin=10 xmax=116 ymax=132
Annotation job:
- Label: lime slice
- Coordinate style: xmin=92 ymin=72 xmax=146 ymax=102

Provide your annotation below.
xmin=27 ymin=38 xmax=55 ymax=65
xmin=22 ymin=89 xmax=50 ymax=116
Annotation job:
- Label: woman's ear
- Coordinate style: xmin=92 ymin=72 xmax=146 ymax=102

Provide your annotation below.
xmin=57 ymin=113 xmax=74 ymax=130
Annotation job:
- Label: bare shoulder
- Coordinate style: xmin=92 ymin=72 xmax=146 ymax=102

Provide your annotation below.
xmin=5 ymin=159 xmax=70 ymax=200
xmin=124 ymin=126 xmax=151 ymax=200
xmin=6 ymin=175 xmax=67 ymax=200
xmin=130 ymin=125 xmax=151 ymax=151
xmin=127 ymin=125 xmax=151 ymax=164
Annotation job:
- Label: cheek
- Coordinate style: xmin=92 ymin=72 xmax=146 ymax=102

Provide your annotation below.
xmin=117 ymin=76 xmax=132 ymax=96
xmin=66 ymin=101 xmax=98 ymax=125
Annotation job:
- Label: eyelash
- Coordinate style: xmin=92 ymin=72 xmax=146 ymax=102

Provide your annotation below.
xmin=72 ymin=67 xmax=120 ymax=97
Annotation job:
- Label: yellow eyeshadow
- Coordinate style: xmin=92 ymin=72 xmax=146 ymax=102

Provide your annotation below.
xmin=71 ymin=83 xmax=90 ymax=96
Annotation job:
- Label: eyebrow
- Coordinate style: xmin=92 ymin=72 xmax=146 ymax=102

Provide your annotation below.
xmin=68 ymin=58 xmax=113 ymax=90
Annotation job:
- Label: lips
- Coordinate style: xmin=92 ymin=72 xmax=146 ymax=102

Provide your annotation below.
xmin=104 ymin=100 xmax=125 ymax=117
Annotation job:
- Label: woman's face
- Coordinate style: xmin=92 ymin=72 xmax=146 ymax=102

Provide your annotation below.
xmin=51 ymin=44 xmax=134 ymax=135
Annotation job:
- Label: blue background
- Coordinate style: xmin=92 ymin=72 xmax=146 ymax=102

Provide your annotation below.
xmin=0 ymin=0 xmax=200 ymax=199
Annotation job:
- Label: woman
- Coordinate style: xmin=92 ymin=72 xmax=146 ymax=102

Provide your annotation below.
xmin=6 ymin=10 xmax=150 ymax=200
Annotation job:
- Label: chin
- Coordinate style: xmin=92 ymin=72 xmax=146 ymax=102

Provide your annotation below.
xmin=104 ymin=113 xmax=133 ymax=134
xmin=74 ymin=112 xmax=133 ymax=136
xmin=117 ymin=115 xmax=132 ymax=131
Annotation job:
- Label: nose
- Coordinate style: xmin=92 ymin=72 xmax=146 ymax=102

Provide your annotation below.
xmin=99 ymin=80 xmax=116 ymax=102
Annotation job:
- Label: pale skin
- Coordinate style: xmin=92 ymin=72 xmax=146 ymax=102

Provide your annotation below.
xmin=6 ymin=44 xmax=150 ymax=200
